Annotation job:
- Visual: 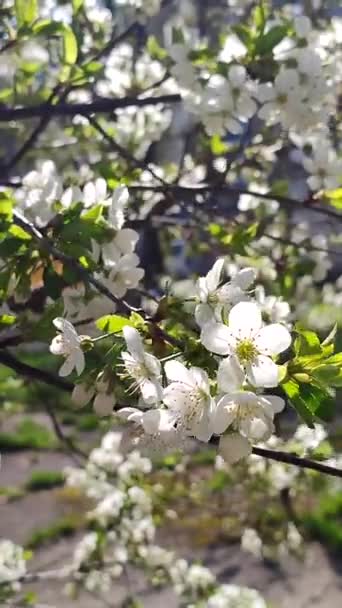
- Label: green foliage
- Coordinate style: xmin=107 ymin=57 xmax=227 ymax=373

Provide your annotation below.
xmin=26 ymin=515 xmax=84 ymax=549
xmin=324 ymin=188 xmax=342 ymax=210
xmin=303 ymin=493 xmax=342 ymax=552
xmin=96 ymin=314 xmax=133 ymax=333
xmin=25 ymin=470 xmax=65 ymax=491
xmin=282 ymin=325 xmax=342 ymax=424
xmin=15 ymin=0 xmax=38 ymax=28
xmin=210 ymin=135 xmax=229 ymax=155
xmin=208 ymin=222 xmax=260 ymax=255
xmin=33 ymin=19 xmax=78 ymax=71
xmin=233 ymin=3 xmax=289 ymax=58
xmin=0 ymin=419 xmax=57 ymax=451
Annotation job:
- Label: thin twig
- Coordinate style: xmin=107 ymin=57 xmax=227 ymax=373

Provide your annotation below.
xmin=128 ymin=184 xmax=342 ymax=222
xmin=87 ymin=116 xmax=168 ymax=186
xmin=0 ymin=349 xmax=73 ymax=392
xmin=12 ymin=210 xmax=131 ymax=313
xmin=252 ymin=446 xmax=342 ymax=478
xmin=0 ymin=94 xmax=181 ymax=122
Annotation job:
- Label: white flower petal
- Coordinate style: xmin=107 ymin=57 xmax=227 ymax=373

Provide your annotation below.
xmin=229 ymin=302 xmax=262 ymax=339
xmin=123 ymin=326 xmax=144 ymax=358
xmin=201 ymin=322 xmax=234 ymax=355
xmin=206 ymin=258 xmax=225 ymax=292
xmin=195 ymin=303 xmax=217 ymax=328
xmin=263 ymin=395 xmax=285 ymax=414
xmin=247 ymin=355 xmax=280 ymax=388
xmin=164 ymin=360 xmax=195 ymax=386
xmin=140 ymin=378 xmax=162 ymax=405
xmin=232 ymin=267 xmax=256 ymax=290
xmin=72 ymin=384 xmax=94 ymax=408
xmin=254 ymin=324 xmax=291 ymax=356
xmin=116 ymin=407 xmax=142 ymax=423
xmin=211 ymin=395 xmax=237 ymax=435
xmin=93 ymin=393 xmax=115 ymax=416
xmin=219 ymin=433 xmax=252 ymax=464
xmin=217 ymin=356 xmax=245 ymax=393
xmin=59 ymin=355 xmax=76 ymax=377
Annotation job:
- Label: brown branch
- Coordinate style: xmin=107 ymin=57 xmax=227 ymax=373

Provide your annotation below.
xmin=128 ymin=184 xmax=342 ymax=222
xmin=87 ymin=116 xmax=168 ymax=186
xmin=0 ymin=94 xmax=181 ymax=122
xmin=252 ymin=446 xmax=342 ymax=478
xmin=12 ymin=210 xmax=130 ymax=313
xmin=12 ymin=210 xmax=183 ymax=348
xmin=0 ymin=349 xmax=73 ymax=392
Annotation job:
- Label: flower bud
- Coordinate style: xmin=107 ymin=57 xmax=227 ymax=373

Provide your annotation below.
xmin=71 ymin=384 xmax=94 ymax=408
xmin=93 ymin=393 xmax=115 ymax=417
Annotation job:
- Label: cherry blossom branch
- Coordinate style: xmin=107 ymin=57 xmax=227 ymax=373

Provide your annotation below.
xmin=12 ymin=210 xmax=131 ymax=313
xmin=252 ymin=446 xmax=342 ymax=478
xmin=129 ymin=184 xmax=342 ymax=222
xmin=12 ymin=211 xmax=183 ymax=348
xmin=0 ymin=94 xmax=181 ymax=122
xmin=0 ymin=347 xmax=340 ymax=477
xmin=87 ymin=116 xmax=168 ymax=186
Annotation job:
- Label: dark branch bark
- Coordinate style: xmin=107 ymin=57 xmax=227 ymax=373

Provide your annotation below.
xmin=129 ymin=184 xmax=342 ymax=222
xmin=13 ymin=210 xmax=130 ymax=313
xmin=0 ymin=349 xmax=73 ymax=392
xmin=0 ymin=94 xmax=181 ymax=122
xmin=252 ymin=446 xmax=342 ymax=478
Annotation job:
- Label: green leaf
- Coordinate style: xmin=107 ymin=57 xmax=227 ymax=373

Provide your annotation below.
xmin=0 ymin=195 xmax=13 ymax=220
xmin=0 ymin=314 xmax=16 ymax=328
xmin=294 ymin=325 xmax=321 ymax=356
xmin=33 ymin=20 xmax=78 ymax=66
xmin=15 ymin=0 xmax=38 ymax=27
xmin=9 ymin=224 xmax=32 ymax=240
xmin=282 ymin=378 xmax=315 ymax=426
xmin=96 ymin=314 xmax=133 ymax=333
xmin=72 ymin=0 xmax=84 ymax=14
xmin=210 ymin=135 xmax=229 ymax=155
xmin=82 ymin=204 xmax=103 ymax=222
xmin=232 ymin=24 xmax=252 ymax=50
xmin=324 ymin=188 xmax=342 ymax=210
xmin=253 ymin=3 xmax=267 ymax=33
xmin=255 ymin=25 xmax=289 ymax=55
xmin=311 ymin=364 xmax=341 ymax=385
xmin=62 ymin=25 xmax=78 ymax=65
xmin=147 ymin=35 xmax=167 ymax=60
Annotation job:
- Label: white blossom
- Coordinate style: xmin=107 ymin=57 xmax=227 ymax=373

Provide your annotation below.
xmin=163 ymin=360 xmax=214 ymax=441
xmin=211 ymin=390 xmax=285 ymax=442
xmin=50 ymin=318 xmax=89 ymax=376
xmin=195 ymin=260 xmax=256 ymax=327
xmin=0 ymin=540 xmax=26 ymax=585
xmin=201 ymin=301 xmax=291 ymax=388
xmin=121 ymin=326 xmax=162 ymax=404
xmin=303 ymin=143 xmax=342 ymax=191
xmin=241 ymin=528 xmax=263 ymax=558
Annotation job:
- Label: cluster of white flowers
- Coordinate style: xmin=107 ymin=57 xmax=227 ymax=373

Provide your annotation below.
xmin=16 ymin=170 xmax=145 ymax=305
xmin=166 ymin=14 xmax=341 ymax=193
xmin=208 ymin=584 xmax=266 ymax=608
xmin=169 ymin=40 xmax=257 ymax=136
xmin=63 ymin=431 xmax=265 ymax=606
xmin=108 ymin=259 xmax=292 ymax=464
xmin=0 ymin=540 xmax=26 ymax=591
xmin=49 ymin=256 xmax=292 ymax=462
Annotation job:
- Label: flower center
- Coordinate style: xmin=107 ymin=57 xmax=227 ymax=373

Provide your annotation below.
xmin=235 ymin=339 xmax=258 ymax=364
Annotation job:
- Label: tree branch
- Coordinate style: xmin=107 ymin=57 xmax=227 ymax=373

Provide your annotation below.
xmin=0 ymin=349 xmax=73 ymax=392
xmin=0 ymin=94 xmax=181 ymax=122
xmin=129 ymin=184 xmax=342 ymax=222
xmin=252 ymin=446 xmax=342 ymax=478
